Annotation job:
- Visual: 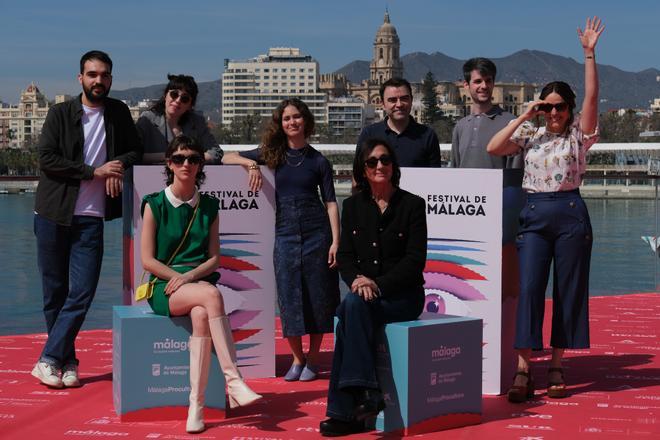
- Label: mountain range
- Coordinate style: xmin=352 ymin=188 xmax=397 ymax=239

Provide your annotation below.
xmin=111 ymin=49 xmax=660 ymax=119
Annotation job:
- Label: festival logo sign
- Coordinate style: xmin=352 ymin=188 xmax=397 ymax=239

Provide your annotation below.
xmin=401 ymin=168 xmax=503 ymax=395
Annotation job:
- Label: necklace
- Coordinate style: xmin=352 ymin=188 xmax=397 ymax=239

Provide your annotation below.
xmin=285 ymin=145 xmax=308 ymax=167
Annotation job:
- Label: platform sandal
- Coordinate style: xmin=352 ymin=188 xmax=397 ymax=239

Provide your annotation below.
xmin=507 ymin=370 xmax=534 ymax=403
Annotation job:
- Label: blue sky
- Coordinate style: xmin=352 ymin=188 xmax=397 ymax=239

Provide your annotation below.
xmin=2 ymin=0 xmax=658 ymax=102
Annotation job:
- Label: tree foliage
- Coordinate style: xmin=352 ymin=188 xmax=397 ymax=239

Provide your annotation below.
xmin=0 ymin=147 xmax=39 ymax=175
xmin=211 ymin=113 xmax=268 ymax=145
xmin=421 ymin=71 xmax=440 ymax=125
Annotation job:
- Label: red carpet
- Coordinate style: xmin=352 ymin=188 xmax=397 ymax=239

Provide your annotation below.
xmin=1 ymin=294 xmax=658 ymax=439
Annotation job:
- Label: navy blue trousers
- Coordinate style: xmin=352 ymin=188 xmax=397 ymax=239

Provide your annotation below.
xmin=515 ymin=190 xmax=592 ymax=350
xmin=326 ymin=291 xmax=423 ymax=421
xmin=34 ymin=214 xmax=104 ymax=367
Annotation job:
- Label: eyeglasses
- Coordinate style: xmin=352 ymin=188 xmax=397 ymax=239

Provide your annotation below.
xmin=170 ymin=154 xmax=202 ymax=165
xmin=168 ymin=89 xmax=192 ymax=104
xmin=365 ymin=155 xmax=393 ymax=169
xmin=537 ymin=102 xmax=568 ymax=113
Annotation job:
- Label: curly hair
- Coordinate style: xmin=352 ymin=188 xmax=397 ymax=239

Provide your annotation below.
xmin=260 ymin=98 xmax=315 ymax=169
xmin=163 ymin=135 xmax=206 ymax=187
xmin=353 ymin=138 xmax=401 ymax=194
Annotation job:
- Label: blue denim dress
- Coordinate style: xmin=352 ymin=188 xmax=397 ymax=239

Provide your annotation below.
xmin=274 ymin=194 xmax=339 ymax=337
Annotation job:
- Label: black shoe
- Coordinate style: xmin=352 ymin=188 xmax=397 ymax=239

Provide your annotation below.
xmin=354 ymin=388 xmax=385 ymax=421
xmin=319 ymin=418 xmax=366 ymax=437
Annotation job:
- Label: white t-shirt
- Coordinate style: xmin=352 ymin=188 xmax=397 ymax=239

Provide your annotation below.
xmin=74 ymin=104 xmax=107 ymax=217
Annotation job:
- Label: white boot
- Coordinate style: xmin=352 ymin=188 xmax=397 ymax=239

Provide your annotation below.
xmin=208 ymin=316 xmax=262 ymax=408
xmin=186 ymin=336 xmax=212 ymax=433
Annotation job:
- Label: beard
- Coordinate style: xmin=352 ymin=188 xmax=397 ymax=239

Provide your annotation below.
xmin=83 ymin=83 xmax=110 ymax=104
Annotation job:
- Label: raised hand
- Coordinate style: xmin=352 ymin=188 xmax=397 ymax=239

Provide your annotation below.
xmin=578 ymin=16 xmax=605 ymax=52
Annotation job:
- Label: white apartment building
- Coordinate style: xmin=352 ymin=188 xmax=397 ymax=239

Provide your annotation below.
xmin=326 ymin=98 xmax=374 ymax=138
xmin=222 ymin=47 xmax=326 ymax=126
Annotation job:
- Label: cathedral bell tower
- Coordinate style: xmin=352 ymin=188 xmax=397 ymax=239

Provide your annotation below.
xmin=370 ymin=10 xmax=404 ymax=84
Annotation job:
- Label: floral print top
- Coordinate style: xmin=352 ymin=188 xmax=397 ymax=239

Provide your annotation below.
xmin=510 ymin=118 xmax=599 ymax=193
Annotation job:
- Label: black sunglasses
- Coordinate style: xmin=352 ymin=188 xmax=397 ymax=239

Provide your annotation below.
xmin=365 ymin=155 xmax=393 ymax=169
xmin=168 ymin=89 xmax=192 ymax=104
xmin=170 ymin=154 xmax=202 ymax=165
xmin=537 ymin=102 xmax=568 ymax=113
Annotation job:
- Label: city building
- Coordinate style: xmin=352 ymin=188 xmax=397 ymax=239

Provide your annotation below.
xmin=0 ymin=84 xmax=50 ymax=149
xmin=344 ymin=11 xmax=403 ymax=105
xmin=326 ymin=97 xmax=375 ymax=140
xmin=651 ymin=98 xmax=660 ymax=114
xmin=127 ymin=99 xmax=158 ymax=121
xmin=221 ymin=47 xmax=327 ymax=126
xmin=321 ymin=11 xmax=538 ymax=121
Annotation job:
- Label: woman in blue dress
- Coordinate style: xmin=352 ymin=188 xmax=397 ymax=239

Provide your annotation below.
xmin=224 ymin=98 xmax=340 ymax=382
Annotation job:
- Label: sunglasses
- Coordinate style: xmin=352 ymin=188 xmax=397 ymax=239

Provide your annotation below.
xmin=365 ymin=155 xmax=393 ymax=169
xmin=168 ymin=89 xmax=192 ymax=104
xmin=170 ymin=154 xmax=202 ymax=165
xmin=537 ymin=102 xmax=568 ymax=113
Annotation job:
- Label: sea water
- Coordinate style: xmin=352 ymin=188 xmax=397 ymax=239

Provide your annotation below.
xmin=1 ymin=194 xmax=657 ymax=335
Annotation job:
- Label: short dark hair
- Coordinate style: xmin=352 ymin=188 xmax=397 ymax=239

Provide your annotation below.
xmin=152 ymin=74 xmax=199 ymax=116
xmin=379 ymin=77 xmax=413 ymax=100
xmin=164 ymin=135 xmax=206 ymax=187
xmin=80 ymin=50 xmax=113 ymax=74
xmin=462 ymin=57 xmax=497 ymax=82
xmin=539 ymin=81 xmax=577 ymax=132
xmin=353 ymin=138 xmax=401 ymax=194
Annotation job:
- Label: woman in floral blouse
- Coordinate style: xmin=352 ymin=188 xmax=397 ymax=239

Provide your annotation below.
xmin=488 ymin=16 xmax=604 ymax=403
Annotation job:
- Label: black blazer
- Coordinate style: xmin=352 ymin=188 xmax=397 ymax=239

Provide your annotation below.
xmin=337 ymin=188 xmax=427 ymax=299
xmin=35 ymin=95 xmax=142 ymax=225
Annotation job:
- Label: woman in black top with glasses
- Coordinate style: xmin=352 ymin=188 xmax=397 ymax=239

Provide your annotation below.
xmin=320 ymin=138 xmax=427 ymax=437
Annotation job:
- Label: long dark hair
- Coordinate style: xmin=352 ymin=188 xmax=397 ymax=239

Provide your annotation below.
xmin=260 ymin=98 xmax=315 ymax=168
xmin=539 ymin=81 xmax=576 ymax=132
xmin=353 ymin=138 xmax=401 ymax=194
xmin=151 ymin=74 xmax=199 ymax=123
xmin=164 ymin=135 xmax=206 ymax=187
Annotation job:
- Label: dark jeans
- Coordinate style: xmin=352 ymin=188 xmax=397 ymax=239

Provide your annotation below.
xmin=515 ymin=190 xmax=592 ymax=350
xmin=326 ymin=291 xmax=423 ymax=421
xmin=34 ymin=214 xmax=104 ymax=367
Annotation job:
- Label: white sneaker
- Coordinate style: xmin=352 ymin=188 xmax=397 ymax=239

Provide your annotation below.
xmin=62 ymin=364 xmax=81 ymax=388
xmin=31 ymin=362 xmax=63 ymax=388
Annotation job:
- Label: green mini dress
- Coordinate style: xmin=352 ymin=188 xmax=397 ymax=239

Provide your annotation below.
xmin=141 ymin=190 xmax=221 ymax=316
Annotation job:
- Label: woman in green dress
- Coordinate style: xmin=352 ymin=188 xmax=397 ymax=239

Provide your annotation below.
xmin=140 ymin=135 xmax=261 ymax=433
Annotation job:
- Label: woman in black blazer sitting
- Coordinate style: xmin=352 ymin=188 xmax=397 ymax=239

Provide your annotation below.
xmin=320 ymin=138 xmax=428 ymax=437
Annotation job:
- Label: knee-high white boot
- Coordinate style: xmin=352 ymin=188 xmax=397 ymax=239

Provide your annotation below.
xmin=208 ymin=316 xmax=262 ymax=408
xmin=186 ymin=336 xmax=212 ymax=433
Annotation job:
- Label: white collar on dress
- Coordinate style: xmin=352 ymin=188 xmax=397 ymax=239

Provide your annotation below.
xmin=165 ymin=185 xmax=199 ymax=208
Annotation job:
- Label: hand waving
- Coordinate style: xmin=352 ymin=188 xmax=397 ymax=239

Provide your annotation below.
xmin=578 ymin=16 xmax=605 ymax=51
